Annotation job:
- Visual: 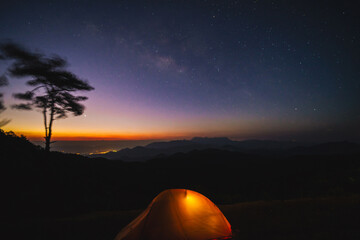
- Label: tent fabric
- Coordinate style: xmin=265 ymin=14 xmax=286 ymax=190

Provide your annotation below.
xmin=114 ymin=189 xmax=232 ymax=240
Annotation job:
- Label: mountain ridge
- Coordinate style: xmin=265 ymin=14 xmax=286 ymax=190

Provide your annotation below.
xmin=89 ymin=137 xmax=360 ymax=161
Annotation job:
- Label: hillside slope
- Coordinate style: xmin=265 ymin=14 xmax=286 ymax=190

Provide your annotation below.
xmin=2 ymin=130 xmax=360 ymax=219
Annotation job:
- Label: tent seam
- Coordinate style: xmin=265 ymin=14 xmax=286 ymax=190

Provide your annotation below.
xmin=171 ymin=189 xmax=189 ymax=240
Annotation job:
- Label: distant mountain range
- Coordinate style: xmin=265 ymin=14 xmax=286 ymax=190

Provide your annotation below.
xmin=2 ymin=130 xmax=360 ymax=218
xmin=89 ymin=137 xmax=360 ymax=161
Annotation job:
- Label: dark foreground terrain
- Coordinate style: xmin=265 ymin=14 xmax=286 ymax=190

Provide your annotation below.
xmin=6 ymin=195 xmax=360 ymax=240
xmin=1 ymin=130 xmax=360 ymax=239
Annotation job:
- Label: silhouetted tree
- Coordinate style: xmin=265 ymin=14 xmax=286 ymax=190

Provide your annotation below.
xmin=0 ymin=42 xmax=94 ymax=151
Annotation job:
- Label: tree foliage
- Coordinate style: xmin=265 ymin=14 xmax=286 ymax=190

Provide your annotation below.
xmin=0 ymin=42 xmax=94 ymax=151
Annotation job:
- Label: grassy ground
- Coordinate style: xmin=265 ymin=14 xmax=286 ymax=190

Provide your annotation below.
xmin=222 ymin=195 xmax=360 ymax=240
xmin=6 ymin=195 xmax=360 ymax=240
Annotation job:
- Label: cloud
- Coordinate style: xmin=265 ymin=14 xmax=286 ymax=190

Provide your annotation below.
xmin=84 ymin=22 xmax=102 ymax=37
xmin=154 ymin=56 xmax=174 ymax=69
xmin=113 ymin=31 xmax=186 ymax=74
xmin=138 ymin=52 xmax=185 ymax=74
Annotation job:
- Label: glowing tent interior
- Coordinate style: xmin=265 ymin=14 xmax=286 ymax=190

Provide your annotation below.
xmin=114 ymin=189 xmax=232 ymax=240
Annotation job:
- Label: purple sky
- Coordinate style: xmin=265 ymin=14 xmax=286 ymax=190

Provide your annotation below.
xmin=1 ymin=0 xmax=359 ymax=142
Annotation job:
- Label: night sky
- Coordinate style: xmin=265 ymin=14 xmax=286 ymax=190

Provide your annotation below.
xmin=1 ymin=0 xmax=359 ymax=142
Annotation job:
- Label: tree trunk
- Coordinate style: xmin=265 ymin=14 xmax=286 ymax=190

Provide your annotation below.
xmin=45 ymin=104 xmax=55 ymax=152
xmin=43 ymin=108 xmax=50 ymax=151
xmin=45 ymin=124 xmax=53 ymax=152
xmin=46 ymin=110 xmax=54 ymax=152
xmin=45 ymin=136 xmax=51 ymax=152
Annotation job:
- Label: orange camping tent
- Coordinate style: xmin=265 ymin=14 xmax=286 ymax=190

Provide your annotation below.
xmin=114 ymin=189 xmax=232 ymax=240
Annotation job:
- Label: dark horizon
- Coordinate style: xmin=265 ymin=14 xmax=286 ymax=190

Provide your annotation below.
xmin=31 ymin=136 xmax=359 ymax=155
